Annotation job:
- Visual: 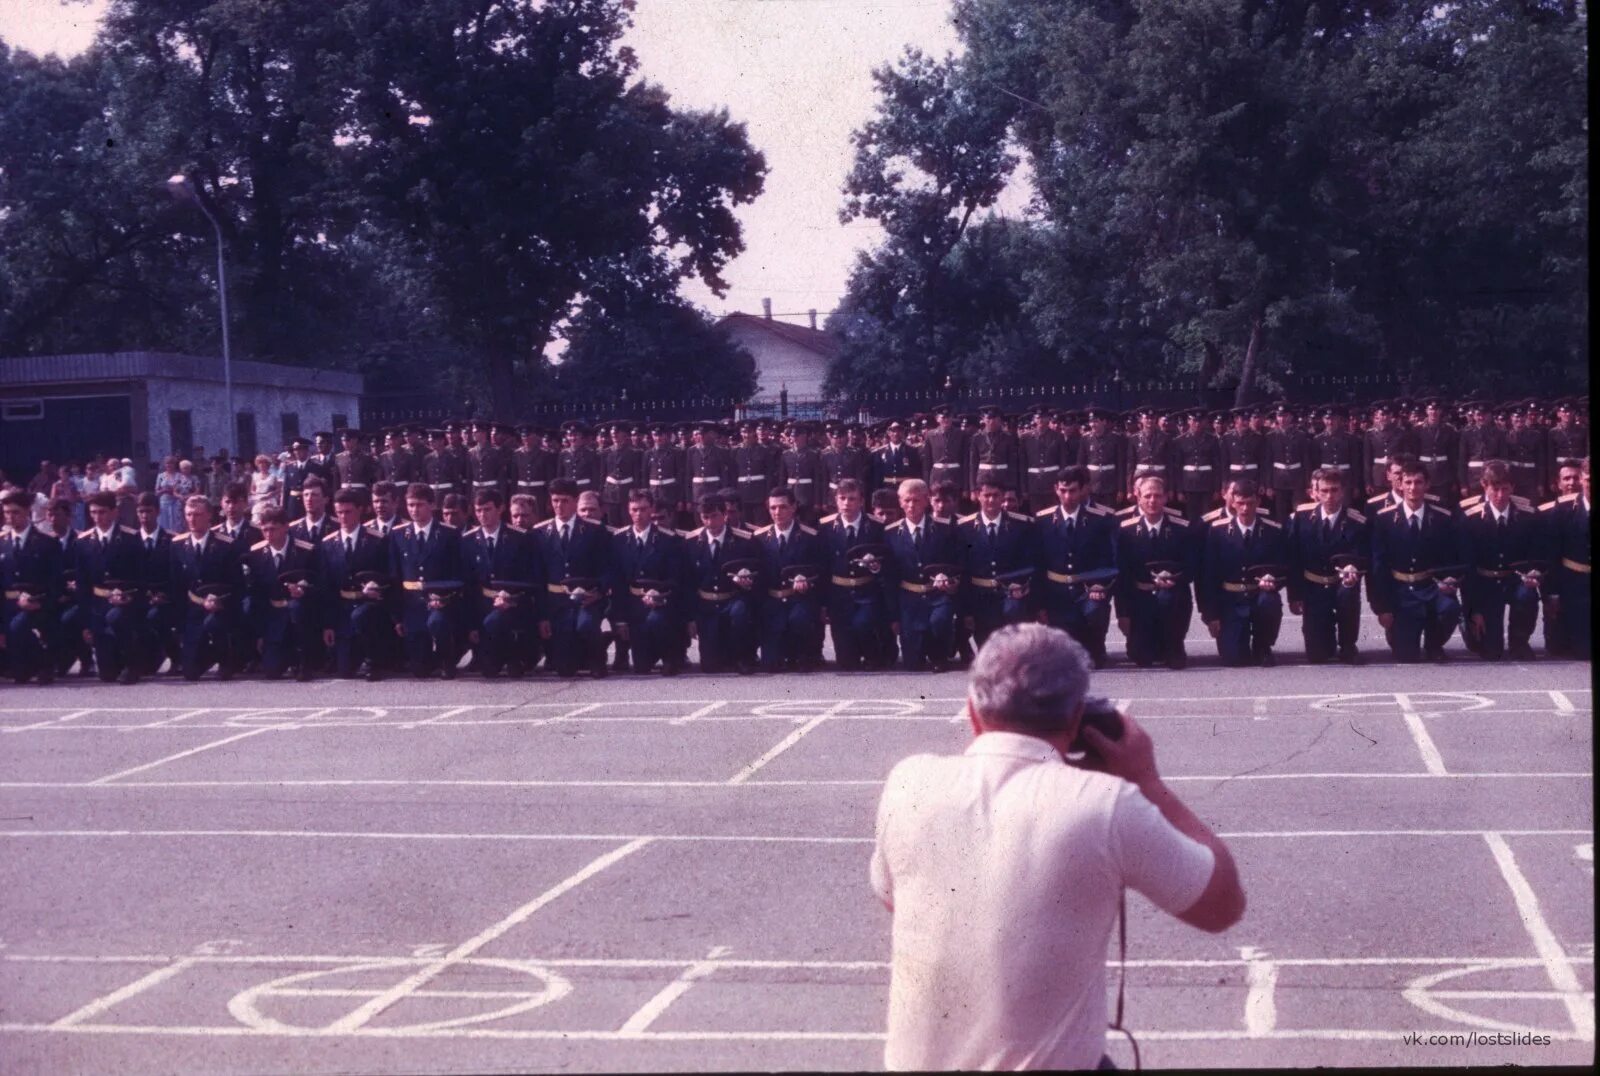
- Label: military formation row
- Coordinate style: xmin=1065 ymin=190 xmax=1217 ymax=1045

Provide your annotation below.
xmin=0 ymin=450 xmax=1588 ymax=684
xmin=271 ymin=396 xmax=1589 ymax=529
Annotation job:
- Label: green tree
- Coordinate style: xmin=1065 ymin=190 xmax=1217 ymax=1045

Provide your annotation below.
xmin=553 ymin=294 xmax=756 ymax=408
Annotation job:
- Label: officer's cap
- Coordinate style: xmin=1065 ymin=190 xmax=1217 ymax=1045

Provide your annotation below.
xmin=978 ymin=404 xmax=1004 ymax=419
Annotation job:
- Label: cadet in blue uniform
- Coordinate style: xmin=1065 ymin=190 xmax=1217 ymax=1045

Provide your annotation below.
xmin=755 ymin=488 xmax=827 ymax=672
xmin=1114 ymin=476 xmax=1197 ymax=669
xmin=1286 ymin=468 xmax=1370 ymax=664
xmin=1199 ymin=479 xmax=1289 ymax=667
xmin=76 ymin=491 xmax=146 ymax=682
xmin=1459 ymin=461 xmax=1541 ymax=661
xmin=533 ymin=478 xmax=615 ymax=678
xmin=132 ymin=493 xmax=179 ymax=674
xmin=1538 ymin=459 xmax=1589 ymax=659
xmin=1370 ymin=461 xmax=1463 ymax=663
xmin=609 ymin=489 xmax=690 ymax=675
xmin=390 ymin=483 xmax=465 ymax=679
xmin=2 ymin=490 xmax=64 ymax=683
xmin=685 ymin=493 xmax=762 ymax=674
xmin=1035 ymin=466 xmax=1118 ymax=668
xmin=244 ymin=507 xmax=324 ymax=680
xmin=321 ymin=488 xmax=395 ymax=680
xmin=884 ymin=479 xmax=962 ymax=671
xmin=462 ymin=489 xmax=541 ymax=678
xmin=957 ymin=476 xmax=1038 ymax=646
xmin=819 ymin=478 xmax=896 ymax=670
xmin=169 ymin=494 xmax=243 ymax=681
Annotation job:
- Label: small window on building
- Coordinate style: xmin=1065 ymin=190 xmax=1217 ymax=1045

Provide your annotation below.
xmin=236 ymin=412 xmax=258 ymax=459
xmin=2 ymin=400 xmax=44 ymax=421
xmin=331 ymin=413 xmax=349 ymax=433
xmin=281 ymin=412 xmax=300 ymax=445
xmin=169 ymin=410 xmax=194 ymax=457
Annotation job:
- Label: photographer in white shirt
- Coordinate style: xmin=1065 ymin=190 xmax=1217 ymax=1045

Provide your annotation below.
xmin=870 ymin=623 xmax=1245 ymax=1070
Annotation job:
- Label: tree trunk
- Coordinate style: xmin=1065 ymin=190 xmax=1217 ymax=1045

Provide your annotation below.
xmin=1234 ymin=314 xmax=1264 ymax=407
xmin=486 ymin=349 xmax=517 ymax=420
xmin=1198 ymin=338 xmax=1221 ymax=386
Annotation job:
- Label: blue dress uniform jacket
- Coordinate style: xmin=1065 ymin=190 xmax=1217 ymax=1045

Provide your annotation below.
xmin=755 ymin=521 xmax=827 ymax=671
xmin=957 ymin=510 xmax=1038 ymax=644
xmin=2 ymin=525 xmax=64 ymax=681
xmin=135 ymin=526 xmax=177 ymax=670
xmin=462 ymin=524 xmax=541 ymax=676
xmin=1035 ymin=503 xmax=1118 ymax=665
xmin=532 ymin=515 xmax=614 ymax=676
xmin=685 ymin=525 xmax=762 ymax=672
xmin=74 ymin=524 xmax=145 ymax=680
xmin=609 ymin=525 xmax=691 ymax=673
xmin=1370 ymin=501 xmax=1463 ymax=662
xmin=820 ymin=512 xmax=896 ymax=670
xmin=1199 ymin=516 xmax=1289 ymax=666
xmin=320 ymin=526 xmax=395 ymax=677
xmin=1286 ymin=504 xmax=1370 ymax=663
xmin=1459 ymin=499 xmax=1541 ymax=660
xmin=872 ymin=442 xmax=923 ymax=494
xmin=1113 ymin=510 xmax=1198 ymax=668
xmin=390 ymin=520 xmax=464 ymax=676
xmin=1537 ymin=492 xmax=1590 ymax=659
xmin=170 ymin=530 xmax=243 ymax=679
xmin=290 ymin=513 xmax=336 ymax=545
xmin=244 ymin=537 xmax=324 ymax=679
xmin=884 ymin=515 xmax=962 ymax=670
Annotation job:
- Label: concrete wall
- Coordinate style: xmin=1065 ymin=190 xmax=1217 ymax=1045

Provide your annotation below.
xmin=143 ymin=378 xmax=361 ymax=460
xmin=721 ymin=323 xmax=831 ymax=399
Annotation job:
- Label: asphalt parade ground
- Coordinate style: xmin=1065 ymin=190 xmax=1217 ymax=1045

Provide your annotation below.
xmin=0 ymin=626 xmax=1593 ymax=1072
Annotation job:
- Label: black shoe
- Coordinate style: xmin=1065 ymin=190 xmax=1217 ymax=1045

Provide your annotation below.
xmin=36 ymin=670 xmax=55 ymax=685
xmin=663 ymin=662 xmax=682 ymax=677
xmin=117 ymin=667 xmax=140 ymax=685
xmin=441 ymin=665 xmax=457 ymax=680
xmin=295 ymin=667 xmax=314 ymax=682
xmin=1165 ymin=653 xmax=1188 ymax=671
xmin=736 ymin=661 xmax=757 ymax=676
xmin=1256 ymin=649 xmax=1276 ymax=668
xmin=217 ymin=665 xmax=235 ymax=682
xmin=505 ymin=662 xmax=524 ymax=678
xmin=1425 ymin=647 xmax=1447 ymax=663
xmin=1092 ymin=650 xmax=1109 ymax=670
xmin=365 ymin=666 xmax=383 ymax=682
xmin=1508 ymin=645 xmax=1537 ymax=662
xmin=481 ymin=667 xmax=500 ymax=679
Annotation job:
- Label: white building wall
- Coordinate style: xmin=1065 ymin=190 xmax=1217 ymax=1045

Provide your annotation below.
xmin=143 ymin=378 xmax=361 ymax=459
xmin=721 ymin=323 xmax=831 ymax=399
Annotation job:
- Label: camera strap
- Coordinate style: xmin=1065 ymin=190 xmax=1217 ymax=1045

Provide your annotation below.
xmin=1107 ymin=887 xmax=1142 ymax=1069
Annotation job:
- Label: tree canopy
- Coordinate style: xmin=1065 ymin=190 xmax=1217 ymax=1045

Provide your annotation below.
xmin=0 ymin=0 xmax=766 ymax=414
xmin=831 ymin=0 xmax=1587 ymax=403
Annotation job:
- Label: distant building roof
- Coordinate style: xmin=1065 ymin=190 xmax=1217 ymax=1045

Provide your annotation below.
xmin=0 ymin=351 xmax=363 ymax=394
xmin=717 ymin=313 xmax=841 ymax=360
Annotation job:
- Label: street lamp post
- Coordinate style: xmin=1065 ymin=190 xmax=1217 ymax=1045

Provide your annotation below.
xmin=167 ymin=173 xmax=235 ymax=456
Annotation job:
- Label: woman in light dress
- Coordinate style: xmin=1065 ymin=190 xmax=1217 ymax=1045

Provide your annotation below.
xmin=249 ymin=453 xmax=282 ymax=514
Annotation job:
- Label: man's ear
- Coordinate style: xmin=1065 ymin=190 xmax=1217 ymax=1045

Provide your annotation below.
xmin=967 ymin=698 xmax=983 ymax=738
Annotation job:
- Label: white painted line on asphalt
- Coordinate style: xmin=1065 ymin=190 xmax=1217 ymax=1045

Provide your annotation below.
xmin=1483 ymin=832 xmax=1594 ymax=1040
xmin=0 ymin=770 xmax=1590 ymax=792
xmin=1430 ymin=990 xmax=1598 ymax=1000
xmin=4 ymin=709 xmax=97 ymax=733
xmin=84 ymin=727 xmax=284 ymax=785
xmin=1394 ymin=694 xmax=1449 ymax=776
xmin=1 ymin=1021 xmax=1593 ymax=1044
xmin=727 ymin=702 xmax=851 ymax=784
xmin=672 ymin=701 xmax=725 ymax=726
xmin=2 ymin=827 xmax=1587 ymax=844
xmin=399 ymin=705 xmax=477 ymax=730
xmin=139 ymin=708 xmax=212 ymax=729
xmin=1550 ymin=690 xmax=1577 ymax=713
xmin=533 ymin=702 xmax=601 ymax=727
xmin=1241 ymin=946 xmax=1277 ymax=1036
xmin=327 ymin=837 xmax=652 ymax=1032
xmin=618 ymin=944 xmax=731 ymax=1035
xmin=50 ymin=958 xmax=198 ymax=1027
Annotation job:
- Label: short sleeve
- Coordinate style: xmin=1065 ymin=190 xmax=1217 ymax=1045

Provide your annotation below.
xmin=869 ymin=770 xmax=898 ymax=910
xmin=1109 ymin=783 xmax=1215 ymax=916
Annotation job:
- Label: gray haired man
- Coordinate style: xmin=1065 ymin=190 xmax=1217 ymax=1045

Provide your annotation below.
xmin=870 ymin=623 xmax=1245 ymax=1070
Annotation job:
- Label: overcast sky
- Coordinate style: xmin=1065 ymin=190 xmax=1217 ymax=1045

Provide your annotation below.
xmin=1 ymin=0 xmax=1028 ymax=327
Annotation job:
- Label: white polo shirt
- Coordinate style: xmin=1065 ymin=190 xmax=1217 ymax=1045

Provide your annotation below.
xmin=870 ymin=731 xmax=1215 ymax=1071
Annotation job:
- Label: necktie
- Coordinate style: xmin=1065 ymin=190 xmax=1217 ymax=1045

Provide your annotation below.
xmin=487 ymin=534 xmax=495 ymax=556
xmin=709 ymin=537 xmax=718 ymax=559
xmin=560 ymin=524 xmax=570 ymax=551
xmin=637 ymin=534 xmax=647 ymax=554
xmin=912 ymin=525 xmax=922 ymax=550
xmin=987 ymin=523 xmax=997 ymax=544
xmin=1064 ymin=515 xmax=1074 ymax=535
xmin=346 ymin=535 xmax=354 ymax=556
xmin=846 ymin=525 xmax=856 ymax=545
xmin=1322 ymin=516 xmax=1333 ymax=541
xmin=1410 ymin=514 xmax=1421 ymax=537
xmin=272 ymin=550 xmax=282 ymax=571
xmin=778 ymin=533 xmax=787 ymax=554
xmin=1496 ymin=513 xmax=1507 ymax=534
xmin=146 ymin=536 xmax=155 ymax=552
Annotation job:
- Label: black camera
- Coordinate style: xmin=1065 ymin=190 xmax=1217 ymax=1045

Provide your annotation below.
xmin=1069 ymin=695 xmax=1124 ymax=756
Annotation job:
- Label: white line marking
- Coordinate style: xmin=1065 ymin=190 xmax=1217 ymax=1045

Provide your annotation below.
xmin=85 ymin=727 xmax=284 ymax=785
xmin=0 ymin=1022 xmax=1593 ymax=1043
xmin=1241 ymin=946 xmax=1277 ymax=1035
xmin=1483 ymin=832 xmax=1594 ymax=1039
xmin=1394 ymin=694 xmax=1448 ymax=776
xmin=399 ymin=706 xmax=476 ymax=730
xmin=533 ymin=702 xmax=601 ymax=727
xmin=727 ymin=702 xmax=849 ymax=784
xmin=139 ymin=708 xmax=211 ymax=729
xmin=672 ymin=701 xmax=725 ymax=726
xmin=51 ymin=958 xmax=198 ymax=1027
xmin=1 ymin=827 xmax=1587 ymax=844
xmin=327 ymin=837 xmax=652 ymax=1032
xmin=1550 ymin=691 xmax=1577 ymax=713
xmin=618 ymin=945 xmax=731 ymax=1034
xmin=4 ymin=709 xmax=97 ymax=733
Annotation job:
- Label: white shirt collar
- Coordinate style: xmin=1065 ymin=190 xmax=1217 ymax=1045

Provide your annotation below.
xmin=1319 ymin=506 xmax=1342 ymax=523
xmin=631 ymin=525 xmax=652 ymax=540
xmin=268 ymin=540 xmax=289 ymax=556
xmin=839 ymin=513 xmax=863 ymax=529
xmin=965 ymin=730 xmax=1061 ymax=765
xmin=10 ymin=525 xmax=31 ymax=542
xmin=775 ymin=523 xmax=796 ymax=541
xmin=340 ymin=526 xmax=362 ymax=541
xmin=1141 ymin=513 xmax=1164 ymax=532
xmin=705 ymin=526 xmax=726 ymax=543
xmin=1403 ymin=502 xmax=1426 ymax=522
xmin=481 ymin=525 xmax=501 ymax=541
xmin=97 ymin=527 xmax=116 ymax=542
xmin=190 ymin=531 xmax=207 ymax=548
xmin=1488 ymin=501 xmax=1512 ymax=522
xmin=980 ymin=512 xmax=1003 ymax=527
xmin=1059 ymin=505 xmax=1081 ymax=524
